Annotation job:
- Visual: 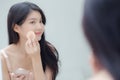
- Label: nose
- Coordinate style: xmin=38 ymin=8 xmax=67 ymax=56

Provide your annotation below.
xmin=36 ymin=23 xmax=44 ymax=30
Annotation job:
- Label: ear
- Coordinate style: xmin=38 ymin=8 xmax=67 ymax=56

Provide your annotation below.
xmin=89 ymin=53 xmax=102 ymax=74
xmin=13 ymin=24 xmax=20 ymax=33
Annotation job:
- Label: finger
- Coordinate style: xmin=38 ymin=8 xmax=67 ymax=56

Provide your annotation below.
xmin=34 ymin=36 xmax=38 ymax=42
xmin=19 ymin=75 xmax=25 ymax=80
xmin=29 ymin=72 xmax=34 ymax=80
xmin=35 ymin=41 xmax=40 ymax=47
xmin=32 ymin=42 xmax=36 ymax=48
xmin=25 ymin=40 xmax=29 ymax=48
xmin=32 ymin=39 xmax=37 ymax=47
xmin=10 ymin=73 xmax=15 ymax=80
xmin=27 ymin=31 xmax=35 ymax=40
xmin=14 ymin=74 xmax=21 ymax=77
xmin=28 ymin=39 xmax=33 ymax=48
xmin=32 ymin=38 xmax=39 ymax=49
xmin=15 ymin=75 xmax=25 ymax=80
xmin=31 ymin=39 xmax=36 ymax=47
xmin=26 ymin=38 xmax=31 ymax=46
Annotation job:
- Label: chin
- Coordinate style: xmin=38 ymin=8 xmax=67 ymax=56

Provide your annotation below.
xmin=37 ymin=37 xmax=41 ymax=41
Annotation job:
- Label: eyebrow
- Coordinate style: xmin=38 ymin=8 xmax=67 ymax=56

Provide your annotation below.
xmin=27 ymin=18 xmax=42 ymax=21
xmin=27 ymin=18 xmax=37 ymax=20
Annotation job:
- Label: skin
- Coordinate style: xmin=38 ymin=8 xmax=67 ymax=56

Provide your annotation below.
xmin=88 ymin=54 xmax=114 ymax=80
xmin=0 ymin=10 xmax=52 ymax=80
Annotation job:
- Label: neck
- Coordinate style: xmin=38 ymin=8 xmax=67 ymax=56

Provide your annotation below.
xmin=14 ymin=39 xmax=28 ymax=57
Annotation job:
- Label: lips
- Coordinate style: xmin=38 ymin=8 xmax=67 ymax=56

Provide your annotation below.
xmin=35 ymin=32 xmax=41 ymax=35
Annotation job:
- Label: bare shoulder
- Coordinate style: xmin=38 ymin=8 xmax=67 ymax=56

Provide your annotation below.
xmin=0 ymin=47 xmax=11 ymax=80
xmin=1 ymin=44 xmax=16 ymax=55
xmin=0 ymin=44 xmax=16 ymax=61
xmin=88 ymin=72 xmax=113 ymax=80
xmin=0 ymin=44 xmax=16 ymax=80
xmin=0 ymin=50 xmax=3 ymax=60
xmin=0 ymin=48 xmax=7 ymax=62
xmin=45 ymin=66 xmax=53 ymax=80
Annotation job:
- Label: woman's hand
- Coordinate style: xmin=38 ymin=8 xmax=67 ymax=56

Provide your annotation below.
xmin=25 ymin=31 xmax=40 ymax=58
xmin=10 ymin=72 xmax=34 ymax=80
xmin=10 ymin=73 xmax=25 ymax=80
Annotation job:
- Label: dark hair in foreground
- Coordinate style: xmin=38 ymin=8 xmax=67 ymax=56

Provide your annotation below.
xmin=83 ymin=0 xmax=120 ymax=80
xmin=7 ymin=2 xmax=59 ymax=80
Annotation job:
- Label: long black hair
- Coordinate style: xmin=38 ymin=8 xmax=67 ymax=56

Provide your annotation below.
xmin=83 ymin=0 xmax=120 ymax=80
xmin=7 ymin=2 xmax=59 ymax=80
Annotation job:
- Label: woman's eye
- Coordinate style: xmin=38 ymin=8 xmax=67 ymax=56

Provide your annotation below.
xmin=30 ymin=21 xmax=36 ymax=24
xmin=40 ymin=20 xmax=42 ymax=23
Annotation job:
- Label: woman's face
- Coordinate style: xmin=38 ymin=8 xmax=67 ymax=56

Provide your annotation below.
xmin=15 ymin=10 xmax=45 ymax=41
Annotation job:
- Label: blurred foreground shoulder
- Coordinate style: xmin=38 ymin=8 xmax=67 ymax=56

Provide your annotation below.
xmin=0 ymin=49 xmax=10 ymax=80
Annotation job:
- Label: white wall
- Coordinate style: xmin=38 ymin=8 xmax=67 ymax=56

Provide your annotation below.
xmin=0 ymin=0 xmax=92 ymax=80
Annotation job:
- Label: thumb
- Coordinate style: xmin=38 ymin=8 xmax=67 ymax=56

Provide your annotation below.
xmin=10 ymin=72 xmax=15 ymax=79
xmin=19 ymin=75 xmax=25 ymax=79
xmin=28 ymin=72 xmax=34 ymax=80
xmin=15 ymin=75 xmax=25 ymax=80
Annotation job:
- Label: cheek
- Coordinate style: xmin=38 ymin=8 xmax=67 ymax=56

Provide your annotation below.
xmin=20 ymin=28 xmax=33 ymax=39
xmin=42 ymin=27 xmax=45 ymax=33
xmin=36 ymin=27 xmax=45 ymax=41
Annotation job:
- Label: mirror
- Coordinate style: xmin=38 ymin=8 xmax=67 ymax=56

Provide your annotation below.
xmin=0 ymin=0 xmax=91 ymax=80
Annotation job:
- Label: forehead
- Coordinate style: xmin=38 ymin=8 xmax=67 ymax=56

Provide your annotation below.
xmin=26 ymin=10 xmax=42 ymax=20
